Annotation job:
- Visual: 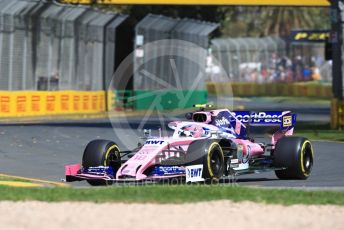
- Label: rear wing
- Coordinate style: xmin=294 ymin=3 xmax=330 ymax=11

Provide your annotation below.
xmin=231 ymin=111 xmax=296 ymax=130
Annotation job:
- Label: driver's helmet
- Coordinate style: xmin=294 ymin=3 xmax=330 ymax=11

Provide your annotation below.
xmin=179 ymin=124 xmax=205 ymax=138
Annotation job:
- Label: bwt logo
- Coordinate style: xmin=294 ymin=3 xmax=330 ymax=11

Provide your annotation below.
xmin=215 ymin=117 xmax=230 ymax=126
xmin=232 ymin=112 xmax=281 ymax=123
xmin=145 ymin=140 xmax=165 ymax=145
xmin=187 ymin=168 xmax=202 ymax=178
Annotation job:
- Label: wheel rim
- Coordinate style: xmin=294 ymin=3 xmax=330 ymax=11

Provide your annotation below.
xmin=302 ymin=143 xmax=313 ymax=174
xmin=105 ymin=147 xmax=120 ymax=168
xmin=210 ymin=149 xmax=222 ymax=176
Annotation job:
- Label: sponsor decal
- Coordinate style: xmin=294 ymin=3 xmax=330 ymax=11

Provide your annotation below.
xmin=83 ymin=95 xmax=90 ymax=110
xmin=132 ymin=154 xmax=147 ymax=161
xmin=186 ymin=165 xmax=204 ymax=182
xmin=46 ymin=95 xmax=56 ymax=112
xmin=237 ymin=144 xmax=243 ymax=160
xmin=215 ymin=117 xmax=230 ymax=126
xmin=16 ymin=96 xmax=27 ymax=113
xmin=83 ymin=166 xmax=114 ymax=175
xmin=283 ymin=115 xmax=292 ymax=127
xmin=73 ymin=95 xmax=80 ymax=111
xmin=229 ymin=111 xmax=290 ymax=124
xmin=242 ymin=145 xmax=251 ymax=164
xmin=290 ymin=30 xmax=329 ymax=43
xmin=60 ymin=95 xmax=70 ymax=111
xmin=0 ymin=96 xmax=10 ymax=113
xmin=150 ymin=166 xmax=185 ymax=176
xmin=145 ymin=140 xmax=165 ymax=145
xmin=230 ymin=159 xmax=239 ymax=164
xmin=92 ymin=95 xmax=98 ymax=110
xmin=31 ymin=95 xmax=41 ymax=112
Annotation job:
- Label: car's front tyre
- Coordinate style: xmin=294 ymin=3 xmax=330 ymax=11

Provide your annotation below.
xmin=186 ymin=140 xmax=225 ymax=182
xmin=82 ymin=139 xmax=121 ymax=186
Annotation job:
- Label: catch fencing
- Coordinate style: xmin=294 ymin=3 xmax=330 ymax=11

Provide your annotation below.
xmin=0 ymin=0 xmax=128 ymax=91
xmin=134 ymin=14 xmax=218 ymax=91
xmin=210 ymin=37 xmax=286 ymax=82
xmin=210 ymin=36 xmax=330 ymax=83
xmin=130 ymin=14 xmax=218 ymax=110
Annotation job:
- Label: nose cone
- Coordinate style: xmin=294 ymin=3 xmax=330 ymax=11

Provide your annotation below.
xmin=116 ymin=163 xmax=148 ymax=180
xmin=116 ymin=139 xmax=169 ymax=180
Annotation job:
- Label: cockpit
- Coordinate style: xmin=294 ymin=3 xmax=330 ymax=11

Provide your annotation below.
xmin=169 ymin=122 xmax=212 ymax=138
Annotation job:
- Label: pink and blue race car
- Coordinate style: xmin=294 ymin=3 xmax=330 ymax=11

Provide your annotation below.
xmin=65 ymin=105 xmax=314 ymax=186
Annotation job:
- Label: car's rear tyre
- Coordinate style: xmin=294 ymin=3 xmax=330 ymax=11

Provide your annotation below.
xmin=82 ymin=139 xmax=121 ymax=186
xmin=273 ymin=136 xmax=314 ymax=180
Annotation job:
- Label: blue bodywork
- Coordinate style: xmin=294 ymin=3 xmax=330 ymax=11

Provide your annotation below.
xmin=82 ymin=166 xmax=115 ymax=177
xmin=81 ymin=165 xmax=185 ymax=178
xmin=149 ymin=166 xmax=185 ymax=176
xmin=211 ymin=110 xmax=296 ymax=139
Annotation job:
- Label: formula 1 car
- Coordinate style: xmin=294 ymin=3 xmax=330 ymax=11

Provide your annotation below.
xmin=65 ymin=105 xmax=314 ymax=186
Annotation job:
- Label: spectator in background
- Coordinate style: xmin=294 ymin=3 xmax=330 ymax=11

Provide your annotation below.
xmin=311 ymin=67 xmax=321 ymax=81
xmin=261 ymin=65 xmax=269 ymax=82
xmin=240 ymin=66 xmax=250 ymax=81
xmin=312 ymin=55 xmax=324 ymax=68
xmin=236 ymin=54 xmax=325 ymax=83
xmin=303 ymin=66 xmax=311 ymax=81
xmin=285 ymin=66 xmax=292 ymax=82
xmin=293 ymin=56 xmax=304 ymax=81
xmin=279 ymin=66 xmax=286 ymax=82
xmin=269 ymin=53 xmax=279 ymax=70
xmin=250 ymin=68 xmax=259 ymax=82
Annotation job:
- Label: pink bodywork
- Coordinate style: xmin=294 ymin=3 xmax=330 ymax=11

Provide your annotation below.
xmin=272 ymin=128 xmax=294 ymax=146
xmin=232 ymin=139 xmax=264 ymax=158
xmin=65 ymin=163 xmax=80 ymax=177
xmin=116 ymin=138 xmax=196 ymax=180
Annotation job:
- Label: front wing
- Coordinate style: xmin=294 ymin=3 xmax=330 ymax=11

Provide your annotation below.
xmin=65 ymin=163 xmax=186 ymax=183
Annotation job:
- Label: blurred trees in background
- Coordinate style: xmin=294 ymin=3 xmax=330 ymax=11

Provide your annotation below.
xmin=95 ymin=4 xmax=330 ymax=38
xmin=223 ymin=7 xmax=330 ymax=37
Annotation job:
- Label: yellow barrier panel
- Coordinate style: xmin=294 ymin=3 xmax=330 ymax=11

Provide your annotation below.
xmin=206 ymin=82 xmax=332 ymax=98
xmin=331 ymin=98 xmax=344 ymax=129
xmin=107 ymin=90 xmax=115 ymax=111
xmin=0 ymin=91 xmax=106 ymax=118
xmin=331 ymin=99 xmax=338 ymax=129
xmin=59 ymin=0 xmax=92 ymax=4
xmin=96 ymin=0 xmax=329 ymax=6
xmin=269 ymin=84 xmax=278 ymax=96
xmin=0 ymin=94 xmax=12 ymax=117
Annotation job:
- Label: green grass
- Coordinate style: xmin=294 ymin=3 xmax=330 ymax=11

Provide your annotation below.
xmin=268 ymin=96 xmax=330 ymax=105
xmin=0 ymin=184 xmax=344 ymax=205
xmin=295 ymin=130 xmax=344 ymax=142
xmin=0 ymin=176 xmax=31 ymax=183
xmin=294 ymin=123 xmax=344 ymax=142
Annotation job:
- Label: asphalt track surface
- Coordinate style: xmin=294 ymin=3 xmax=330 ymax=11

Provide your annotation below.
xmin=0 ymin=113 xmax=343 ymax=189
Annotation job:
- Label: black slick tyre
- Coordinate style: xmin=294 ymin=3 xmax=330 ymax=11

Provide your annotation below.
xmin=203 ymin=142 xmax=225 ymax=182
xmin=82 ymin=139 xmax=121 ymax=186
xmin=273 ymin=136 xmax=314 ymax=180
xmin=186 ymin=140 xmax=225 ymax=181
